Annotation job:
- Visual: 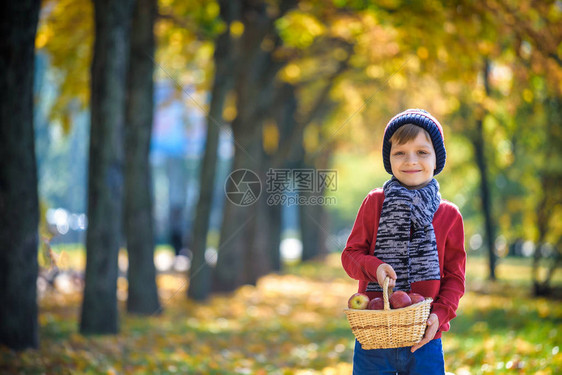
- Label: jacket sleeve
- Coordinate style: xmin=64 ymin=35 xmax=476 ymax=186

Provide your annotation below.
xmin=341 ymin=192 xmax=384 ymax=282
xmin=431 ymin=208 xmax=466 ymax=331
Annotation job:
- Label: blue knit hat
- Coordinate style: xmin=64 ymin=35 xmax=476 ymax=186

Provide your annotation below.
xmin=382 ymin=109 xmax=446 ymax=175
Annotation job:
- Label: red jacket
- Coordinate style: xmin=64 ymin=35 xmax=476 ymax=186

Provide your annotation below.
xmin=341 ymin=188 xmax=466 ymax=337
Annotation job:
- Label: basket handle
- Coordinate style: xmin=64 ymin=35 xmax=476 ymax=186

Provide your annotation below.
xmin=382 ymin=276 xmax=393 ymax=310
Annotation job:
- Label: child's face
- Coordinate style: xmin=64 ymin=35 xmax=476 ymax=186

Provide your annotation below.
xmin=389 ymin=131 xmax=436 ymax=190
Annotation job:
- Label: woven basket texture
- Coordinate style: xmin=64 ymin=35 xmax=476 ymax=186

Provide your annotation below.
xmin=344 ymin=277 xmax=432 ymax=349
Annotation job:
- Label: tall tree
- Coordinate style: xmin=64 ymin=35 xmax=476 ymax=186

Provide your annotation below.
xmin=293 ymin=42 xmax=353 ymax=262
xmin=531 ymin=97 xmax=562 ymax=295
xmin=482 ymin=0 xmax=562 ymax=294
xmin=257 ymin=83 xmax=300 ymax=273
xmin=80 ymin=0 xmax=135 ymax=334
xmin=124 ymin=0 xmax=160 ymax=314
xmin=187 ymin=0 xmax=237 ymax=301
xmin=474 ymin=59 xmax=497 ymax=280
xmin=0 ymin=0 xmax=41 ymax=350
xmin=213 ymin=0 xmax=298 ymax=292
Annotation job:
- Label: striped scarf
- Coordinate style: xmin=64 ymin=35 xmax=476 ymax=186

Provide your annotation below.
xmin=367 ymin=177 xmax=441 ymax=292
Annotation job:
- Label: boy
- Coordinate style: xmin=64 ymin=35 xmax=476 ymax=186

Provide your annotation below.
xmin=341 ymin=109 xmax=466 ymax=374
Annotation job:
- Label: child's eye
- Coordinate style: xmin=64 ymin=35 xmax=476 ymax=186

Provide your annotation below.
xmin=393 ymin=151 xmax=404 ymax=156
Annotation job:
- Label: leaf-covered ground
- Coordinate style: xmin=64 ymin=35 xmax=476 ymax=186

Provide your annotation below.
xmin=1 ymin=254 xmax=561 ymax=374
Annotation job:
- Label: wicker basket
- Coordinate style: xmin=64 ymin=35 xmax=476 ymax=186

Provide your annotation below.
xmin=344 ymin=277 xmax=432 ymax=349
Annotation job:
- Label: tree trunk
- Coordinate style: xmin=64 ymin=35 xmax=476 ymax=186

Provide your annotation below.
xmin=298 ymin=126 xmax=335 ymax=261
xmin=269 ymin=51 xmax=350 ymax=264
xmin=531 ymin=98 xmax=562 ymax=296
xmin=213 ymin=116 xmax=261 ymax=291
xmin=263 ymin=83 xmax=300 ymax=272
xmin=239 ymin=73 xmax=288 ymax=285
xmin=265 ymin=196 xmax=283 ymax=271
xmin=188 ymin=19 xmax=235 ymax=300
xmin=299 ymin=163 xmax=331 ymax=261
xmin=474 ymin=59 xmax=496 ymax=280
xmin=245 ymin=164 xmax=273 ymax=284
xmin=474 ymin=117 xmax=496 ymax=280
xmin=124 ymin=0 xmax=160 ymax=315
xmin=250 ymin=85 xmax=299 ymax=278
xmin=308 ymin=148 xmax=332 ymax=260
xmin=213 ymin=0 xmax=288 ymax=292
xmin=0 ymin=0 xmax=41 ymax=350
xmin=167 ymin=157 xmax=187 ymax=256
xmin=80 ymin=0 xmax=134 ymax=335
xmin=532 ymin=176 xmax=550 ymax=292
xmin=299 ymin=151 xmax=323 ymax=261
xmin=299 ymin=194 xmax=318 ymax=261
xmin=543 ymin=241 xmax=561 ymax=289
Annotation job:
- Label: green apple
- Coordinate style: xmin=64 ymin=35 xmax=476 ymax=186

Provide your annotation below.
xmin=348 ymin=293 xmax=370 ymax=309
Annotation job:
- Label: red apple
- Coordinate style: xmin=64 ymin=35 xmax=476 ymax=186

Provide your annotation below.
xmin=408 ymin=292 xmax=425 ymax=304
xmin=348 ymin=293 xmax=370 ymax=309
xmin=367 ymin=297 xmax=384 ymax=310
xmin=389 ymin=291 xmax=412 ymax=309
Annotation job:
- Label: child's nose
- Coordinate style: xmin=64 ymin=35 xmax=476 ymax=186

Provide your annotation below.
xmin=405 ymin=153 xmax=418 ymax=163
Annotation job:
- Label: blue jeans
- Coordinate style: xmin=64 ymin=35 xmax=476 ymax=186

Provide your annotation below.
xmin=352 ymin=338 xmax=445 ymax=375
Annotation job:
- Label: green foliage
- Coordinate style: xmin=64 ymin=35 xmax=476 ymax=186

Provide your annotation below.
xmin=36 ymin=0 xmax=562 ymax=253
xmin=328 ymin=151 xmax=387 ymax=229
xmin=36 ymin=0 xmax=223 ymax=130
xmin=450 ymin=257 xmax=562 ymax=374
xmin=26 ymin=0 xmax=562 ymax=360
xmin=276 ymin=11 xmax=325 ymax=49
xmin=155 ymin=0 xmax=223 ymax=89
xmin=36 ymin=0 xmax=93 ymax=132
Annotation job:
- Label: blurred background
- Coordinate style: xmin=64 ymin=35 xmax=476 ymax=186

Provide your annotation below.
xmin=1 ymin=0 xmax=561 ymax=374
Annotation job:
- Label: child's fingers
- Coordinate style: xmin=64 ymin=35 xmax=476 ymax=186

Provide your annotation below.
xmin=411 ymin=314 xmax=440 ymax=353
xmin=387 ymin=277 xmax=396 ymax=289
xmin=376 ymin=264 xmax=398 ymax=289
xmin=384 ymin=265 xmax=397 ymax=288
xmin=427 ymin=314 xmax=438 ymax=326
xmin=387 ymin=268 xmax=397 ymax=287
xmin=387 ymin=266 xmax=397 ymax=280
xmin=410 ymin=336 xmax=428 ymax=353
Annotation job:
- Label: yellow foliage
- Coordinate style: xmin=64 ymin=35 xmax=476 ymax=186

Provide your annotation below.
xmin=277 ymin=11 xmax=325 ymax=49
xmin=523 ymin=88 xmax=534 ymax=102
xmin=222 ymin=91 xmax=237 ymax=122
xmin=222 ymin=104 xmax=237 ymax=122
xmin=37 ymin=0 xmax=94 ymax=128
xmin=330 ymin=16 xmax=364 ymax=42
xmin=205 ymin=2 xmax=220 ymax=19
xmin=230 ymin=20 xmax=244 ymax=38
xmin=263 ymin=120 xmax=279 ymax=155
xmin=281 ymin=63 xmax=302 ymax=84
xmin=416 ymin=46 xmax=429 ymax=60
xmin=366 ymin=64 xmax=384 ymax=79
xmin=333 ymin=48 xmax=349 ymax=62
xmin=5 ymin=253 xmax=562 ymax=373
xmin=303 ymin=123 xmax=320 ymax=153
xmin=388 ymin=73 xmax=406 ymax=90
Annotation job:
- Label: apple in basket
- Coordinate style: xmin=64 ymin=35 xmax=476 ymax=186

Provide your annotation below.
xmin=389 ymin=291 xmax=412 ymax=309
xmin=408 ymin=292 xmax=425 ymax=304
xmin=348 ymin=293 xmax=370 ymax=309
xmin=367 ymin=297 xmax=384 ymax=310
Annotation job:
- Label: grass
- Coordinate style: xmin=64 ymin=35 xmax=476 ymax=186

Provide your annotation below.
xmin=1 ymin=250 xmax=561 ymax=374
xmin=446 ymin=255 xmax=562 ymax=375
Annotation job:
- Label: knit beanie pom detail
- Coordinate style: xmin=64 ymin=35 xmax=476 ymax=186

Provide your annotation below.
xmin=382 ymin=109 xmax=446 ymax=175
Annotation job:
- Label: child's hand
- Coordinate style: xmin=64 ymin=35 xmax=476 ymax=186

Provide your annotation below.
xmin=410 ymin=313 xmax=440 ymax=353
xmin=376 ymin=263 xmax=397 ymax=290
